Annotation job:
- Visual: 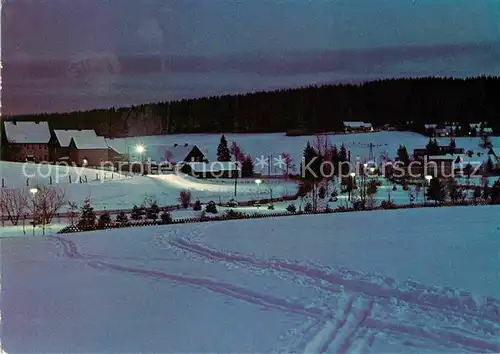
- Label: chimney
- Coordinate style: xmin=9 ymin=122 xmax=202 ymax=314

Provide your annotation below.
xmin=174 ymin=143 xmax=178 ymax=147
xmin=184 ymin=143 xmax=188 ymax=147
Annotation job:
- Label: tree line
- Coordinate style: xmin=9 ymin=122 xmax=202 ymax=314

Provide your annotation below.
xmin=3 ymin=76 xmax=499 ymax=137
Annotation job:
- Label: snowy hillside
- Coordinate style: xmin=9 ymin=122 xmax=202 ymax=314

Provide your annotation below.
xmin=1 ymin=205 xmax=499 ymax=353
xmin=106 ymin=131 xmax=499 ymax=167
xmin=0 ymin=161 xmax=126 ymax=189
xmin=63 ymin=173 xmax=297 ymax=210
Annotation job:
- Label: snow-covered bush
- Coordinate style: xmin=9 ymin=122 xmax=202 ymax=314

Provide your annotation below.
xmin=205 ymin=201 xmax=218 ymax=214
xmin=160 ymin=212 xmax=172 ymax=224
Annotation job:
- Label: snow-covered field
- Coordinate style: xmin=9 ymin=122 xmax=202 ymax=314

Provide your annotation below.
xmin=1 ymin=205 xmax=499 ymax=353
xmin=0 ymin=161 xmax=126 ymax=189
xmin=106 ymin=131 xmax=499 ymax=167
xmin=0 ymin=161 xmax=297 ymax=211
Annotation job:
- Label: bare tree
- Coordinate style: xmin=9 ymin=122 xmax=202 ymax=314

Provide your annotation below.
xmin=278 ymin=152 xmax=296 ymax=176
xmin=29 ymin=186 xmax=66 ymax=233
xmin=68 ymin=201 xmax=78 ymax=225
xmin=313 ymin=135 xmax=331 ymax=158
xmin=0 ymin=188 xmax=29 ymax=225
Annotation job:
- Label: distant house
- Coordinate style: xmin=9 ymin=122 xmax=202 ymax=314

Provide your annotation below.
xmin=51 ymin=129 xmax=99 ymax=162
xmin=343 ymin=121 xmax=373 ymax=133
xmin=413 ymin=145 xmax=464 ymax=160
xmin=426 ymin=155 xmax=455 ymax=177
xmin=161 ymin=143 xmax=208 ymax=165
xmin=424 ymin=124 xmax=456 ymax=137
xmin=469 ymin=123 xmax=493 ymax=136
xmin=180 ymin=162 xmax=241 ymax=178
xmin=3 ymin=121 xmax=51 ymax=162
xmin=434 ymin=127 xmax=450 ymax=137
xmin=68 ymin=135 xmax=114 ymax=166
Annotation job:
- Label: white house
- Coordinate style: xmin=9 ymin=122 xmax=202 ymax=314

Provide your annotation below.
xmin=157 ymin=143 xmax=208 ymax=165
xmin=4 ymin=121 xmax=51 ymax=162
xmin=469 ymin=123 xmax=493 ymax=136
xmin=343 ymin=121 xmax=373 ymax=133
xmin=51 ymin=129 xmax=99 ymax=161
xmin=68 ymin=135 xmax=113 ymax=166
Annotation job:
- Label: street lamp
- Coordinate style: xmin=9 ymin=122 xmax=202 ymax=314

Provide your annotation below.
xmin=255 ymin=179 xmax=262 ymax=206
xmin=424 ymin=175 xmax=432 ymax=204
xmin=135 ymin=144 xmax=146 ymax=161
xmin=30 ymin=187 xmax=38 ymax=236
xmin=349 ymin=172 xmax=356 ymax=201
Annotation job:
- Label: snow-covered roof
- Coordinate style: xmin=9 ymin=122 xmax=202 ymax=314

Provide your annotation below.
xmin=427 ymin=155 xmax=456 ymax=161
xmin=483 ymin=127 xmax=493 ymax=133
xmin=54 ymin=129 xmax=98 ymax=147
xmin=4 ymin=121 xmax=51 ymax=143
xmin=343 ymin=121 xmax=372 ymax=128
xmin=161 ymin=144 xmax=206 ymax=164
xmin=186 ymin=162 xmax=240 ymax=172
xmin=70 ymin=136 xmax=109 ymax=150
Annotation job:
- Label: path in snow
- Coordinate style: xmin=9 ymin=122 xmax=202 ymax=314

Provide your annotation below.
xmin=48 ymin=231 xmax=500 ymax=353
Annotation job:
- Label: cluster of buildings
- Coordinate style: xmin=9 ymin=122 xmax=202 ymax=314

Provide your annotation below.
xmin=405 ymin=144 xmax=499 ymax=178
xmin=1 ymin=121 xmax=240 ymax=178
xmin=343 ymin=121 xmax=374 ymax=133
xmin=424 ymin=122 xmax=494 ymax=137
xmin=1 ymin=121 xmax=119 ymax=166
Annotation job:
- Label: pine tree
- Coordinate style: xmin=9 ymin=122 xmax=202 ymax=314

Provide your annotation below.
xmin=426 ymin=139 xmax=440 ymax=155
xmin=217 ymin=135 xmax=231 ymax=162
xmin=160 ymin=211 xmax=173 ymax=224
xmin=116 ymin=211 xmax=128 ymax=223
xmin=331 ymin=144 xmax=339 ymax=175
xmin=193 ymin=200 xmax=202 ymax=211
xmin=485 ymin=158 xmax=495 ymax=174
xmin=318 ymin=185 xmax=327 ymax=199
xmin=241 ymin=155 xmax=254 ymax=177
xmin=302 ymin=142 xmax=322 ymax=180
xmin=473 ymin=186 xmax=482 ymax=201
xmin=77 ymin=198 xmax=96 ymax=230
xmin=339 ymin=144 xmax=349 ymax=176
xmin=339 ymin=144 xmax=347 ymax=162
xmin=482 ymin=180 xmax=491 ymax=200
xmin=205 ymin=201 xmax=218 ymax=214
xmin=491 ymin=180 xmax=500 ymax=204
xmin=427 ymin=177 xmax=447 ymax=203
xmin=146 ymin=202 xmax=159 ymax=220
xmin=97 ymin=212 xmax=111 ymax=228
xmin=397 ymin=145 xmax=410 ymax=166
xmin=447 ymin=178 xmax=465 ymax=202
xmin=131 ymin=205 xmax=143 ymax=220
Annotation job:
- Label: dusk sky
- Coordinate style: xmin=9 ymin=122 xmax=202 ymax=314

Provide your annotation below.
xmin=2 ymin=0 xmax=499 ymax=115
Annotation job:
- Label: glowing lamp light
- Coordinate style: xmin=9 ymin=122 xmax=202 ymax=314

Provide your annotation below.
xmin=29 ymin=188 xmax=38 ymax=195
xmin=135 ymin=144 xmax=145 ymax=154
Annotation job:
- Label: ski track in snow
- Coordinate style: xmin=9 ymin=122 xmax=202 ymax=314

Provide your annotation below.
xmin=49 ymin=234 xmax=500 ymax=353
